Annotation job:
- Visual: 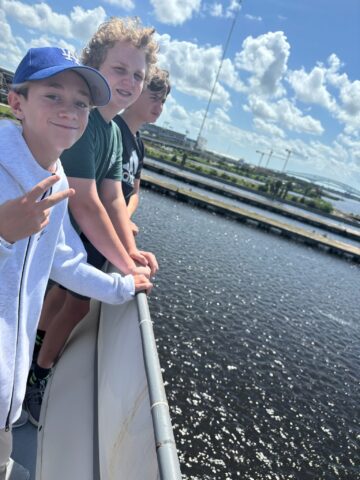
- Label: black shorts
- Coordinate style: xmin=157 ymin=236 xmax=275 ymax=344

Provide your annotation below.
xmin=56 ymin=233 xmax=106 ymax=301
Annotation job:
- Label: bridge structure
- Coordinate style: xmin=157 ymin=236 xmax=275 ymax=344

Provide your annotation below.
xmin=287 ymin=171 xmax=360 ymax=199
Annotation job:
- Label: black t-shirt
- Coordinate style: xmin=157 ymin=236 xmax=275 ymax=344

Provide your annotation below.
xmin=113 ymin=115 xmax=144 ymax=204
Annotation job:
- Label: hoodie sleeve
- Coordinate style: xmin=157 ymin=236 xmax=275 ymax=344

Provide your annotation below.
xmin=50 ymin=210 xmax=135 ymax=304
xmin=0 ymin=238 xmax=14 ymax=271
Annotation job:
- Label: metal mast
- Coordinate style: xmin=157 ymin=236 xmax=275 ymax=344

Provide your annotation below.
xmin=195 ymin=3 xmax=242 ymax=148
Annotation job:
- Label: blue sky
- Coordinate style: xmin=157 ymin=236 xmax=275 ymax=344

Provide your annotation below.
xmin=1 ymin=0 xmax=359 ymax=188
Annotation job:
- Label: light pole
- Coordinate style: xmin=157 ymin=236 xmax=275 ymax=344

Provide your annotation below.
xmin=282 ymin=149 xmax=292 ymax=172
xmin=256 ymin=150 xmax=266 ymax=167
xmin=265 ymin=149 xmax=273 ymax=168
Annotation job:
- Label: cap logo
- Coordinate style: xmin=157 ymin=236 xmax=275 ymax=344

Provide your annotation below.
xmin=60 ymin=48 xmax=81 ymax=65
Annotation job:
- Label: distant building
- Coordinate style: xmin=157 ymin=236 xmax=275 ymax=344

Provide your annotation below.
xmin=0 ymin=67 xmax=14 ymax=104
xmin=140 ymin=123 xmax=197 ymax=150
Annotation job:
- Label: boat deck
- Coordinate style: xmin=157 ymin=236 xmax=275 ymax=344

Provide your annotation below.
xmin=12 ymin=423 xmax=37 ymax=479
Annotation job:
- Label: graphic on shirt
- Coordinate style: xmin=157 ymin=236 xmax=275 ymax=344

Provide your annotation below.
xmin=122 ymin=149 xmax=139 ymax=187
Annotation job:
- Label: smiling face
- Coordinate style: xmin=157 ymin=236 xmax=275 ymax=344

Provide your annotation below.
xmin=97 ymin=40 xmax=147 ymax=121
xmin=127 ymin=87 xmax=167 ymax=124
xmin=8 ymin=70 xmax=91 ymax=169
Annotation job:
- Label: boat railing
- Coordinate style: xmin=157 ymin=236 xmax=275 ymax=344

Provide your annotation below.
xmin=136 ymin=292 xmax=182 ymax=479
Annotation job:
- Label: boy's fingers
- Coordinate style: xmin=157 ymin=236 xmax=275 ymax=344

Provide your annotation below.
xmin=37 ymin=188 xmax=75 ymax=210
xmin=26 ymin=175 xmax=61 ymax=202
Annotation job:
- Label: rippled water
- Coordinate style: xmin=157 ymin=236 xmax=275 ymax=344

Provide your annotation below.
xmin=135 ymin=189 xmax=360 ymax=480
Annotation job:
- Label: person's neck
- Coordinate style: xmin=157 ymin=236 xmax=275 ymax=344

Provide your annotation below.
xmin=22 ymin=132 xmax=58 ymax=172
xmin=120 ymin=110 xmax=143 ymax=135
xmin=97 ymin=104 xmax=120 ymax=124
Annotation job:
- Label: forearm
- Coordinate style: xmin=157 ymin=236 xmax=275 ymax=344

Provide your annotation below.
xmin=52 ymin=262 xmax=135 ymax=305
xmin=127 ymin=193 xmax=139 ymax=219
xmin=51 ymin=218 xmax=135 ymax=304
xmin=70 ymin=201 xmax=136 ymax=274
xmin=105 ymin=197 xmax=138 ymax=253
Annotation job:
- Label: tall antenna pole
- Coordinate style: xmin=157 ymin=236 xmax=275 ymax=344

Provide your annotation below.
xmin=195 ymin=4 xmax=241 ymax=148
xmin=282 ymin=149 xmax=292 ymax=172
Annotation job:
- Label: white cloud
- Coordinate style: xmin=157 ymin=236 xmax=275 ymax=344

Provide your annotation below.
xmin=275 ymin=98 xmax=324 ymax=135
xmin=287 ymin=66 xmax=334 ymax=109
xmin=209 ymin=2 xmax=223 ymax=17
xmin=0 ymin=0 xmax=106 ymax=41
xmin=338 ymin=79 xmax=360 ymax=117
xmin=69 ymin=6 xmax=106 ymax=42
xmin=22 ymin=35 xmax=77 ymax=54
xmin=170 ymin=104 xmax=189 ymax=121
xmin=103 ymin=0 xmax=135 ymax=9
xmin=214 ymin=107 xmax=231 ymax=123
xmin=219 ymin=58 xmax=246 ymax=93
xmin=226 ymin=0 xmax=241 ymax=18
xmin=245 ymin=95 xmax=324 ymax=136
xmin=245 ymin=14 xmax=262 ymax=22
xmin=253 ymin=118 xmax=285 ymax=138
xmin=157 ymin=33 xmax=236 ymax=108
xmin=207 ymin=0 xmax=241 ymax=19
xmin=321 ymin=54 xmax=360 ymax=135
xmin=150 ymin=0 xmax=201 ymax=25
xmin=286 ymin=54 xmax=360 ymax=138
xmin=1 ymin=0 xmax=72 ymax=37
xmin=0 ymin=10 xmax=23 ymax=71
xmin=243 ymin=95 xmax=277 ymax=121
xmin=336 ymin=133 xmax=360 ymax=160
xmin=235 ymin=31 xmax=290 ymax=97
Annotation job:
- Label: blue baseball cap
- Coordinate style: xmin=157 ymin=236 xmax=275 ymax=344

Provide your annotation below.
xmin=13 ymin=47 xmax=111 ymax=106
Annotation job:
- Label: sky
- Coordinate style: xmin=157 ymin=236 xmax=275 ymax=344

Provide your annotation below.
xmin=1 ymin=0 xmax=359 ymax=188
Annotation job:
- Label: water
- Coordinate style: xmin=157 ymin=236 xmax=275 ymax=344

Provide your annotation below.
xmin=333 ymin=196 xmax=360 ymax=216
xmin=135 ymin=189 xmax=360 ymax=480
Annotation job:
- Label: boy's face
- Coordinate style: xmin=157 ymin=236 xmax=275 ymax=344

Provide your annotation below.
xmin=99 ymin=41 xmax=147 ymax=114
xmin=9 ymin=71 xmax=91 ymax=160
xmin=128 ymin=87 xmax=167 ymax=124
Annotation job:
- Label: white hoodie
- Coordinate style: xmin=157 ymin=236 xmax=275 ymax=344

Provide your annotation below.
xmin=0 ymin=121 xmax=134 ymax=429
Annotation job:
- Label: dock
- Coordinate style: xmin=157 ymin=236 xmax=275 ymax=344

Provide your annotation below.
xmin=141 ymin=174 xmax=360 ymax=263
xmin=143 ymin=159 xmax=360 ymax=242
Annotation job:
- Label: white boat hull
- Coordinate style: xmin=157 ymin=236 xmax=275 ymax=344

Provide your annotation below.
xmin=36 ymin=296 xmax=159 ymax=479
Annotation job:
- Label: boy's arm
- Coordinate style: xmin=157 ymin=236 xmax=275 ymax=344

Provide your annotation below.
xmin=50 ymin=212 xmax=152 ymax=304
xmin=127 ymin=178 xmax=140 ymax=218
xmin=99 ymin=178 xmax=158 ymax=275
xmin=67 ymin=176 xmax=149 ymax=277
xmin=126 ymin=179 xmax=140 ymax=236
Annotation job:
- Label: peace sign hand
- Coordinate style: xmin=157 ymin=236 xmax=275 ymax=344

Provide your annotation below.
xmin=0 ymin=175 xmax=75 ymax=244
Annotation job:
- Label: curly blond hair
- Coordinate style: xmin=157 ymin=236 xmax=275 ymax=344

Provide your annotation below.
xmin=82 ymin=17 xmax=158 ymax=77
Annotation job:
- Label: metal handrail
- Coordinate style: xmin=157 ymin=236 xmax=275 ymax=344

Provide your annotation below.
xmin=136 ymin=292 xmax=182 ymax=479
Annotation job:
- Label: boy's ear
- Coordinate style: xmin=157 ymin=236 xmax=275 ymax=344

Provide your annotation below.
xmin=7 ymin=91 xmax=25 ymax=120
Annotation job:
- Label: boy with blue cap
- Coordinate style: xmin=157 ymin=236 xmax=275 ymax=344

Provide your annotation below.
xmin=0 ymin=46 xmax=152 ymax=479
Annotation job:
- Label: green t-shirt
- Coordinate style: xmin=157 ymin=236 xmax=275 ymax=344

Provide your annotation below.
xmin=60 ymin=108 xmax=123 ymax=188
xmin=60 ymin=108 xmax=123 ymax=232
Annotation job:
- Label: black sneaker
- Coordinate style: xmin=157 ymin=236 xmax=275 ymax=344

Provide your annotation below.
xmin=24 ymin=378 xmax=48 ymax=427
